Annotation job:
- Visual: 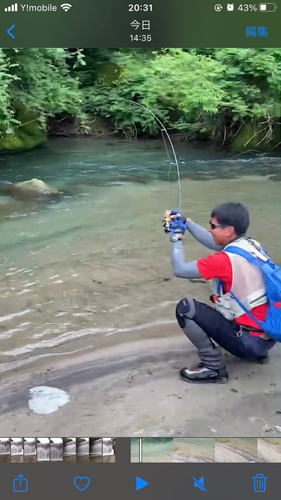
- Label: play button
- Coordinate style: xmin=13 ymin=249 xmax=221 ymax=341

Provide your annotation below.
xmin=136 ymin=477 xmax=148 ymax=491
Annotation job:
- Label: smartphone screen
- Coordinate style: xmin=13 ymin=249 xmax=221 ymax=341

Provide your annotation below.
xmin=0 ymin=1 xmax=280 ymax=498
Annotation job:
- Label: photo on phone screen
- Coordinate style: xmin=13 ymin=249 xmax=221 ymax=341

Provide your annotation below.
xmin=0 ymin=1 xmax=280 ymax=498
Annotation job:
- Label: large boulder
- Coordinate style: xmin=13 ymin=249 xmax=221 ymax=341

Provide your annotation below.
xmin=0 ymin=179 xmax=63 ymax=202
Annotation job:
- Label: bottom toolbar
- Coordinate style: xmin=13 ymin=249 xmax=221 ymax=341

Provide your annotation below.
xmin=0 ymin=440 xmax=280 ymax=499
xmin=1 ymin=463 xmax=279 ymax=499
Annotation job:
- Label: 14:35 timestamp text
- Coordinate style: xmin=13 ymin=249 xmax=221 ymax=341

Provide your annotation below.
xmin=130 ymin=35 xmax=152 ymax=41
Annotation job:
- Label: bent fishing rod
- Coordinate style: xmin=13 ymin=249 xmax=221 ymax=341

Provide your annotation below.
xmin=126 ymin=99 xmax=182 ymax=210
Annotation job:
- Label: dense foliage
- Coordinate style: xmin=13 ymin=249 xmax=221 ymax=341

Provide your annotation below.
xmin=0 ymin=47 xmax=280 ymax=151
xmin=0 ymin=48 xmax=83 ymax=150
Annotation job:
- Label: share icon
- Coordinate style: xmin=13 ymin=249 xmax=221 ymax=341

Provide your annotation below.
xmin=193 ymin=476 xmax=207 ymax=492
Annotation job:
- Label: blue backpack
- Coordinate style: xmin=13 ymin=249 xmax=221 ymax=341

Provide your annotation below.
xmin=226 ymin=246 xmax=281 ymax=342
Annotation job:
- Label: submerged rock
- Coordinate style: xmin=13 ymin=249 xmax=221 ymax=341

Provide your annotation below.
xmin=0 ymin=178 xmax=63 ymax=202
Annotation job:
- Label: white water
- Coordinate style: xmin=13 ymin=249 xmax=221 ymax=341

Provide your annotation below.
xmin=28 ymin=386 xmax=70 ymax=414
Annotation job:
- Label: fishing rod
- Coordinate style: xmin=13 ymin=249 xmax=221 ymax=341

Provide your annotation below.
xmin=126 ymin=99 xmax=182 ymax=209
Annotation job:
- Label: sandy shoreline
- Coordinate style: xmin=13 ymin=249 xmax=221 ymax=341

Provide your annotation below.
xmin=0 ymin=322 xmax=280 ymax=437
xmin=173 ymin=454 xmax=208 ymax=463
xmin=258 ymin=438 xmax=281 ymax=462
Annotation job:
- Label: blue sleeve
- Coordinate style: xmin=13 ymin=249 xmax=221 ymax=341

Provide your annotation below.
xmin=185 ymin=220 xmax=223 ymax=251
xmin=171 ymin=241 xmax=203 ymax=279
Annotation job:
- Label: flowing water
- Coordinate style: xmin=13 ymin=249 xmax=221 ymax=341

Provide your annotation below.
xmin=24 ymin=441 xmax=36 ymax=455
xmin=50 ymin=442 xmax=63 ymax=461
xmin=0 ymin=439 xmax=10 ymax=454
xmin=90 ymin=438 xmax=102 ymax=456
xmin=0 ymin=138 xmax=280 ymax=377
xmin=63 ymin=440 xmax=76 ymax=455
xmin=103 ymin=438 xmax=114 ymax=456
xmin=11 ymin=440 xmax=23 ymax=455
xmin=37 ymin=443 xmax=50 ymax=461
xmin=77 ymin=440 xmax=89 ymax=455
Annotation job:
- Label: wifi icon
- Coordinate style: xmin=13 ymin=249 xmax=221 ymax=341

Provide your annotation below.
xmin=61 ymin=3 xmax=72 ymax=11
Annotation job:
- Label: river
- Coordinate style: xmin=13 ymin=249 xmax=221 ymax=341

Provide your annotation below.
xmin=0 ymin=138 xmax=280 ymax=381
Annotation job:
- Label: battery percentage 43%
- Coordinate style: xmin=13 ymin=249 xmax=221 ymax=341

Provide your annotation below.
xmin=238 ymin=4 xmax=258 ymax=10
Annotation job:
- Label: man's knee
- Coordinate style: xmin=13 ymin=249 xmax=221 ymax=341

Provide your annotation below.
xmin=175 ymin=298 xmax=196 ymax=328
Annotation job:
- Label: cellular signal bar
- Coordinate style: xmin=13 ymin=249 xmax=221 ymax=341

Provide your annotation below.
xmin=4 ymin=3 xmax=18 ymax=11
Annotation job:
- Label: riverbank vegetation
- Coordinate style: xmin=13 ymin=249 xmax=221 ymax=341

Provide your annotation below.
xmin=0 ymin=48 xmax=280 ymax=152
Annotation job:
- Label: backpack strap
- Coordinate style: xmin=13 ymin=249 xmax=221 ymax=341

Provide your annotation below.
xmin=225 ymin=246 xmax=264 ymax=268
xmin=225 ymin=246 xmax=266 ymax=331
xmin=229 ymin=290 xmax=264 ymax=331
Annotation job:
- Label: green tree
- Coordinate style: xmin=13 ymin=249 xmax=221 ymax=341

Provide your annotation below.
xmin=0 ymin=48 xmax=83 ymax=151
xmin=82 ymin=49 xmax=226 ymax=137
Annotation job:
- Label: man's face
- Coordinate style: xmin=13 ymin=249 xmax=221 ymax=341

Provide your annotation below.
xmin=208 ymin=217 xmax=235 ymax=246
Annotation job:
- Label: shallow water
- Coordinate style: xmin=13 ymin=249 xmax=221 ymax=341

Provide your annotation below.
xmin=0 ymin=138 xmax=280 ymax=376
xmin=142 ymin=438 xmax=173 ymax=462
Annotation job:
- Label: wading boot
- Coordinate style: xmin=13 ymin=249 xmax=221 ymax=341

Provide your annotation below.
xmin=180 ymin=362 xmax=228 ymax=384
xmin=257 ymin=355 xmax=269 ymax=364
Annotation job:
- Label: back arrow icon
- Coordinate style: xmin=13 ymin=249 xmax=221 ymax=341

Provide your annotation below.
xmin=7 ymin=25 xmax=15 ymax=39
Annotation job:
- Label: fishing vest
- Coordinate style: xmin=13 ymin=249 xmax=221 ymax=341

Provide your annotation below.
xmin=211 ymin=237 xmax=267 ymax=321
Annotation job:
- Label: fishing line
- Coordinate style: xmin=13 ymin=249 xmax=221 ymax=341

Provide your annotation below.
xmin=126 ymin=99 xmax=182 ymax=209
xmin=160 ymin=129 xmax=173 ymax=194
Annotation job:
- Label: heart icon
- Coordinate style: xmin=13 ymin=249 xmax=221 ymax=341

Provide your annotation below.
xmin=74 ymin=476 xmax=90 ymax=491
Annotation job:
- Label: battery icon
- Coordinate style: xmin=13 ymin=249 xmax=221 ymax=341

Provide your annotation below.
xmin=259 ymin=3 xmax=277 ymax=11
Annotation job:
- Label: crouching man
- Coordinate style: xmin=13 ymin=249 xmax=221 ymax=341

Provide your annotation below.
xmin=165 ymin=202 xmax=276 ymax=384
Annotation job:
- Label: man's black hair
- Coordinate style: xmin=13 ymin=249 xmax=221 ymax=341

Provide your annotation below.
xmin=211 ymin=202 xmax=249 ymax=236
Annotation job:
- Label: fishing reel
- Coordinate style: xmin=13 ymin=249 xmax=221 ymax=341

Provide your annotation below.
xmin=163 ymin=211 xmax=187 ymax=235
xmin=163 ymin=215 xmax=172 ymax=233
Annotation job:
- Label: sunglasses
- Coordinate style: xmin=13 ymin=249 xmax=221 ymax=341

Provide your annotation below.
xmin=209 ymin=221 xmax=229 ymax=230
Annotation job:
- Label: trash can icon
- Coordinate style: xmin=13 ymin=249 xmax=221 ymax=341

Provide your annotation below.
xmin=253 ymin=474 xmax=267 ymax=492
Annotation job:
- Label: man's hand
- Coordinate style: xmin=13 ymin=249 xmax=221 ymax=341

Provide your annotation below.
xmin=164 ymin=209 xmax=182 ymax=219
xmin=164 ymin=210 xmax=191 ymax=222
xmin=163 ymin=209 xmax=187 ymax=237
